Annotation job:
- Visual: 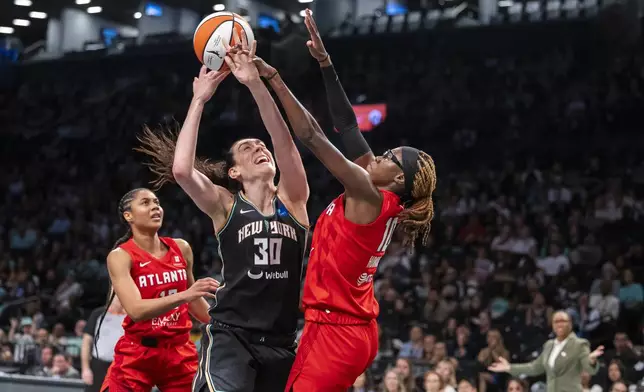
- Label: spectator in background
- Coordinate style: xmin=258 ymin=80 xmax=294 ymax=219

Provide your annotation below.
xmin=429 ymin=341 xmax=448 ymax=366
xmin=606 ymin=359 xmax=627 ymax=390
xmin=423 ymin=370 xmax=445 ymax=392
xmin=477 ymin=330 xmax=510 ymax=392
xmin=525 ymin=292 xmax=553 ymax=334
xmin=618 ymin=269 xmax=643 ymax=339
xmin=581 ymin=371 xmax=603 ymax=392
xmin=506 ymin=378 xmax=528 ymax=392
xmin=350 ymin=371 xmax=376 ymax=392
xmin=380 ymin=369 xmax=407 ymax=392
xmin=436 ymin=359 xmax=458 ymax=392
xmin=451 ymin=326 xmax=473 ymax=360
xmin=47 ymin=353 xmax=80 ymax=379
xmin=610 ymin=381 xmax=628 ymax=392
xmin=399 ymin=325 xmax=425 ymax=359
xmin=26 ymin=344 xmax=54 ymax=376
xmin=589 ymin=280 xmax=620 ymax=343
xmin=537 ymin=243 xmax=569 ymax=277
xmin=457 ymin=379 xmax=477 ymax=392
xmin=394 ymin=358 xmax=417 ymax=392
xmin=605 ymin=332 xmax=640 ymax=367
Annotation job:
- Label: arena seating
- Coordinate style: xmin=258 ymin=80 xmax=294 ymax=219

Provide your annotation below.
xmin=1 ymin=18 xmax=643 ymax=392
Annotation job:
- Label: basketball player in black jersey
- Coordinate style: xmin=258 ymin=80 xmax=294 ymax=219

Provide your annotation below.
xmin=137 ymin=38 xmax=309 ymax=392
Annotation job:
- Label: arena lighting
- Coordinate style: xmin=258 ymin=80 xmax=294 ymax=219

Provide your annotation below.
xmin=14 ymin=0 xmax=32 ymax=6
xmin=76 ymin=0 xmax=91 ymax=4
xmin=498 ymin=1 xmax=513 ymax=6
xmin=29 ymin=11 xmax=47 ymax=19
xmin=213 ymin=4 xmax=226 ymax=11
xmin=298 ymin=0 xmax=314 ymax=3
xmin=134 ymin=11 xmax=142 ymax=19
xmin=87 ymin=6 xmax=102 ymax=14
xmin=13 ymin=19 xmax=30 ymax=26
xmin=0 ymin=26 xmax=15 ymax=34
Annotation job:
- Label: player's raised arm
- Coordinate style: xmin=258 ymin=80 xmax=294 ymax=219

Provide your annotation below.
xmin=304 ymin=9 xmax=375 ymax=170
xmin=107 ymin=248 xmax=219 ymax=322
xmin=175 ymin=238 xmax=211 ymax=324
xmin=172 ymin=67 xmax=233 ymax=219
xmin=136 ymin=66 xmax=233 ymax=228
xmin=224 ymin=35 xmax=310 ymax=210
xmin=255 ymin=58 xmax=381 ymax=209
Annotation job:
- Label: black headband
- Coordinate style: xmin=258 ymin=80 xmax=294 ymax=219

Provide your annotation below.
xmin=400 ymin=146 xmax=421 ymax=203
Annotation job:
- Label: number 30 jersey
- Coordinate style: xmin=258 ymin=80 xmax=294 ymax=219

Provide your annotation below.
xmin=302 ymin=190 xmax=403 ymax=321
xmin=210 ymin=192 xmax=308 ymax=335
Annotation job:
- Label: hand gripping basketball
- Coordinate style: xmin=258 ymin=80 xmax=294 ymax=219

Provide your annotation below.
xmin=303 ymin=9 xmax=329 ymax=63
xmin=185 ymin=277 xmax=220 ymax=302
xmin=223 ymin=29 xmax=260 ymax=87
xmin=192 ymin=65 xmax=230 ymax=103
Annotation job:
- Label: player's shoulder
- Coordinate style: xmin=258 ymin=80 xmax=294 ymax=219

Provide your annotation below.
xmin=107 ymin=247 xmax=132 ymax=264
xmin=379 ymin=190 xmax=404 ymax=214
xmin=171 ymin=238 xmax=192 ymax=255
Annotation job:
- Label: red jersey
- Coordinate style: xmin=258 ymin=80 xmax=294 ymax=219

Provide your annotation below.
xmin=118 ymin=237 xmax=192 ymax=339
xmin=302 ymin=190 xmax=403 ymax=321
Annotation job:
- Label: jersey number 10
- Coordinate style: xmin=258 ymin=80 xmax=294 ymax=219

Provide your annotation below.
xmin=254 ymin=238 xmax=283 ymax=266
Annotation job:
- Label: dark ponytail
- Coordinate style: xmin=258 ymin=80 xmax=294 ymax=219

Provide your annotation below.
xmin=94 ymin=188 xmax=144 ymax=355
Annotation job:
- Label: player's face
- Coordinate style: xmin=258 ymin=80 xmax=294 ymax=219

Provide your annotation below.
xmin=229 ymin=138 xmax=276 ymax=183
xmin=367 ymin=147 xmax=404 ymax=189
xmin=126 ymin=189 xmax=164 ymax=230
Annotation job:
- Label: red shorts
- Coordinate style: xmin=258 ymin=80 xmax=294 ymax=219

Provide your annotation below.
xmin=101 ymin=334 xmax=197 ymax=392
xmin=285 ymin=309 xmax=378 ymax=392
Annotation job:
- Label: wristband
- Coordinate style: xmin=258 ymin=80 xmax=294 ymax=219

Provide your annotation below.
xmin=265 ymin=71 xmax=279 ymax=81
xmin=318 ymin=54 xmax=329 ymax=63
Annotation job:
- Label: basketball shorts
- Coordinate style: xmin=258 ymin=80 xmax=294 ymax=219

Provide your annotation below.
xmin=192 ymin=321 xmax=296 ymax=392
xmin=101 ymin=334 xmax=197 ymax=392
xmin=285 ymin=309 xmax=379 ymax=392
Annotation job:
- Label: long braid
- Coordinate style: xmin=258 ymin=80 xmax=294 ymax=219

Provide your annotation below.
xmin=397 ymin=151 xmax=437 ymax=248
xmin=95 ymin=188 xmax=145 ymax=355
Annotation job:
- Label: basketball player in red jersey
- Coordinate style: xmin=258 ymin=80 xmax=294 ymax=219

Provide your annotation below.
xmin=101 ymin=188 xmax=220 ymax=392
xmin=245 ymin=10 xmax=438 ymax=391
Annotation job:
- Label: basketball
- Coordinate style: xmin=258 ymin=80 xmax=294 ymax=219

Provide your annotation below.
xmin=193 ymin=12 xmax=255 ymax=71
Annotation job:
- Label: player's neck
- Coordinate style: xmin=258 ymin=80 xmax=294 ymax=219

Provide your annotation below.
xmin=131 ymin=231 xmax=162 ymax=255
xmin=241 ymin=181 xmax=277 ymax=214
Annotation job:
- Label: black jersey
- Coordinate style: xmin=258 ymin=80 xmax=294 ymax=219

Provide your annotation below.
xmin=210 ymin=192 xmax=308 ymax=335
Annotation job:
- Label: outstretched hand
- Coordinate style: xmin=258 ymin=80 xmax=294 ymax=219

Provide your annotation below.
xmin=303 ymin=9 xmax=328 ymax=63
xmin=192 ymin=65 xmax=229 ymax=103
xmin=223 ymin=29 xmax=260 ymax=87
xmin=488 ymin=357 xmax=511 ymax=373
xmin=589 ymin=345 xmax=604 ymax=363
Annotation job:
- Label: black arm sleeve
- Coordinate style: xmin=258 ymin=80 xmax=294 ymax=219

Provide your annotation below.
xmin=320 ymin=64 xmax=372 ymax=160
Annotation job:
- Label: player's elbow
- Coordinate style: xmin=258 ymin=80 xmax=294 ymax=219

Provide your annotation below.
xmin=171 ymin=164 xmax=192 ymax=182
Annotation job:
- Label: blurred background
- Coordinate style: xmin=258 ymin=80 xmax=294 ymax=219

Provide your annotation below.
xmin=1 ymin=0 xmax=644 ymax=391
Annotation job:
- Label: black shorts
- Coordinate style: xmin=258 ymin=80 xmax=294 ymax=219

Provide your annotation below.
xmin=192 ymin=322 xmax=296 ymax=392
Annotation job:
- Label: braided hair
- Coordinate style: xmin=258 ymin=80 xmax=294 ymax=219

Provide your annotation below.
xmin=397 ymin=151 xmax=437 ymax=248
xmin=95 ymin=188 xmax=147 ymax=354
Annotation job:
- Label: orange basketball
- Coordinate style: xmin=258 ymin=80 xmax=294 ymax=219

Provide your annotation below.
xmin=193 ymin=12 xmax=255 ymax=71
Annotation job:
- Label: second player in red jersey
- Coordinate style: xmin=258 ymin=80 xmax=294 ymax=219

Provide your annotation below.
xmin=101 ymin=188 xmax=219 ymax=392
xmin=275 ymin=10 xmax=439 ymax=391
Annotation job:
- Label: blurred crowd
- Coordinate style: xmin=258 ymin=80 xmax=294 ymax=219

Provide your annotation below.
xmin=0 ymin=20 xmax=644 ymax=392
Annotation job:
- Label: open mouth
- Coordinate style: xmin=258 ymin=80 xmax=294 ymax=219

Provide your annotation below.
xmin=151 ymin=212 xmax=162 ymax=220
xmin=254 ymin=155 xmax=270 ymax=165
